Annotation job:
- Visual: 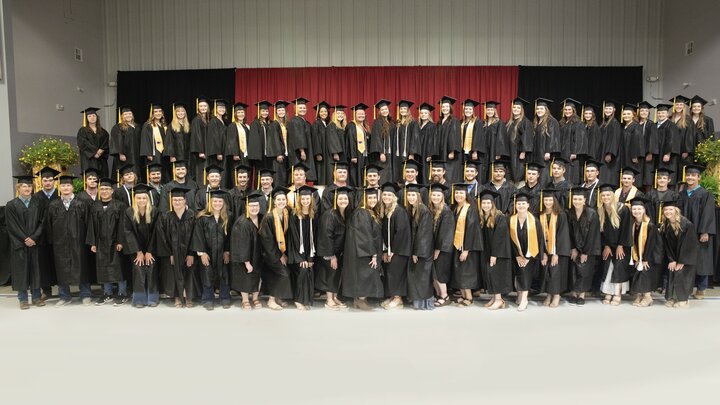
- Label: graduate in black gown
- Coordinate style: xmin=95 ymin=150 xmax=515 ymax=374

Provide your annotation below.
xmin=33 ymin=166 xmax=60 ymax=298
xmin=370 ymin=99 xmax=395 ymax=184
xmin=627 ymin=196 xmax=663 ymax=307
xmin=679 ymin=164 xmax=716 ymax=299
xmin=392 ymin=100 xmax=421 ymax=183
xmin=258 ymin=186 xmax=294 ymax=310
xmin=581 ymin=159 xmax=602 ymax=211
xmin=230 ymin=190 xmax=265 ymax=310
xmin=482 ymin=159 xmax=516 ymax=214
xmin=405 ymin=184 xmax=434 ymax=310
xmin=256 ymin=168 xmax=275 ymax=215
xmin=670 ymin=95 xmax=696 ymax=170
xmin=248 ymin=100 xmax=273 ymax=176
xmin=619 ymin=103 xmax=645 ymax=185
xmin=653 ymin=104 xmax=682 ymax=185
xmin=646 ymin=168 xmax=679 ymax=225
xmin=428 ymin=183 xmax=455 ymax=306
xmin=204 ymin=99 xmax=228 ymax=185
xmin=189 ymin=96 xmax=210 ymax=182
xmin=478 ymin=189 xmax=512 ymax=310
xmin=532 ymin=98 xmax=560 ymax=186
xmin=427 ymin=160 xmax=452 ymax=204
xmin=450 ymin=183 xmax=483 ymax=306
xmin=509 ymin=192 xmax=545 ymax=311
xmin=224 ymin=102 xmax=252 ymax=189
xmin=76 ymin=169 xmax=99 ymax=205
xmin=286 ymin=162 xmax=321 ymax=212
xmin=437 ymin=96 xmax=463 ymax=183
xmin=77 ymin=107 xmax=110 ymax=179
xmin=47 ymin=175 xmax=92 ymax=306
xmin=86 ymin=178 xmax=128 ymax=306
xmin=660 ymin=200 xmax=699 ymax=308
xmin=311 ymin=101 xmax=335 ymax=186
xmin=379 ymin=182 xmax=411 ymax=309
xmin=615 ymin=167 xmax=644 ymax=207
xmin=567 ymin=187 xmax=602 ymax=306
xmin=167 ymin=103 xmax=191 ymax=172
xmin=194 ymin=164 xmax=231 ymax=214
xmin=395 ymin=159 xmax=429 ymax=207
xmin=288 ymin=97 xmax=317 ymax=182
xmin=6 ymin=175 xmax=44 ymax=309
xmin=156 ymin=187 xmax=199 ymax=308
xmin=582 ymin=104 xmax=603 ymax=162
xmin=346 ymin=103 xmax=371 ymax=188
xmin=158 ymin=160 xmax=199 ymax=212
xmin=545 ymin=157 xmax=573 ymax=210
xmin=538 ymin=188 xmax=571 ymax=307
xmin=484 ymin=101 xmax=508 ymax=169
xmin=227 ymin=164 xmax=252 ymax=219
xmin=418 ymin=103 xmax=437 ymax=181
xmin=267 ymin=100 xmax=290 ymax=187
xmin=559 ymin=98 xmax=588 ymax=185
xmin=123 ymin=184 xmax=159 ymax=308
xmin=460 ymin=99 xmax=487 ymax=181
xmin=321 ymin=161 xmax=355 ymax=212
xmin=326 ymin=104 xmax=348 ymax=166
xmin=191 ymin=189 xmax=232 ymax=310
xmin=518 ymin=162 xmax=543 ymax=215
xmin=506 ymin=97 xmax=534 ymax=184
xmin=146 ymin=163 xmax=163 ymax=208
xmin=316 ymin=186 xmax=352 ymax=310
xmin=140 ymin=104 xmax=172 ymax=183
xmin=690 ymin=95 xmax=715 ymax=142
xmin=286 ymin=185 xmax=318 ymax=310
xmin=599 ymin=100 xmax=622 ymax=186
xmin=341 ymin=187 xmax=384 ymax=310
xmin=598 ymin=183 xmax=633 ymax=305
xmin=637 ymin=101 xmax=659 ymax=188
xmin=110 ymin=105 xmax=141 ymax=182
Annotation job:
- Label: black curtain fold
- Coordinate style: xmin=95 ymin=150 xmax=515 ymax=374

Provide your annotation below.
xmin=117 ymin=69 xmax=236 ymax=121
xmin=517 ymin=66 xmax=643 ymax=117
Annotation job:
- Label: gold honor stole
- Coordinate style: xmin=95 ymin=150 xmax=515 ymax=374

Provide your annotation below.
xmin=615 ymin=186 xmax=638 ymax=208
xmin=152 ymin=125 xmax=164 ymax=153
xmin=236 ymin=123 xmax=247 ymax=155
xmin=453 ymin=203 xmax=470 ymax=250
xmin=510 ymin=214 xmax=540 ymax=258
xmin=539 ymin=213 xmax=558 ymax=255
xmin=355 ymin=123 xmax=366 ymax=154
xmin=631 ymin=218 xmax=650 ymax=266
xmin=462 ymin=119 xmax=475 ymax=154
xmin=272 ymin=208 xmax=289 ymax=253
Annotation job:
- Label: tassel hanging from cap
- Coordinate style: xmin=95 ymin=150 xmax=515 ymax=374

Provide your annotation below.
xmin=83 ymin=171 xmax=87 ymax=191
xmin=173 ymin=163 xmax=177 ymax=182
xmin=203 ymin=166 xmax=207 ymax=186
xmin=148 ymin=104 xmax=153 ymax=121
xmin=117 ymin=108 xmax=121 ymax=124
xmin=146 ymin=166 xmax=150 ymax=186
xmin=362 ymin=188 xmax=366 ymax=209
xmin=618 ymin=168 xmax=623 ymax=188
xmin=568 ymin=190 xmax=572 ymax=209
xmin=428 ymin=160 xmax=433 ymax=181
xmin=658 ymin=201 xmax=663 ymax=224
xmin=273 ymin=105 xmax=277 ymax=121
xmin=333 ymin=163 xmax=337 ymax=184
xmin=246 ymin=196 xmax=250 ymax=219
xmin=654 ymin=169 xmax=658 ymax=189
xmin=525 ymin=163 xmax=528 ymax=183
xmin=232 ymin=106 xmax=236 ymax=123
xmin=235 ymin=167 xmax=238 ymax=187
xmin=539 ymin=191 xmax=543 ymax=212
xmin=213 ymin=100 xmax=217 ymax=117
xmin=363 ymin=166 xmax=367 ymax=187
xmin=83 ymin=111 xmax=87 ymax=127
xmin=682 ymin=165 xmax=686 ymax=183
xmin=196 ymin=98 xmax=199 ymax=114
xmin=513 ymin=194 xmax=517 ymax=215
xmin=583 ymin=161 xmax=587 ymax=182
xmin=333 ymin=190 xmax=337 ymax=210
xmin=602 ymin=101 xmax=606 ymax=124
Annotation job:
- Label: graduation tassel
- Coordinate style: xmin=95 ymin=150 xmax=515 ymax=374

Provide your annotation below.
xmin=256 ymin=170 xmax=260 ymax=190
xmin=291 ymin=165 xmax=295 ymax=187
xmin=83 ymin=111 xmax=87 ymax=127
xmin=235 ymin=167 xmax=238 ymax=187
xmin=333 ymin=190 xmax=337 ymax=210
xmin=231 ymin=105 xmax=236 ymax=123
xmin=490 ymin=161 xmax=494 ymax=182
xmin=333 ymin=163 xmax=337 ymax=184
xmin=602 ymin=101 xmax=606 ymax=124
xmin=203 ymin=166 xmax=207 ymax=186
xmin=148 ymin=104 xmax=153 ymax=121
xmin=568 ymin=190 xmax=572 ymax=209
xmin=173 ymin=163 xmax=177 ymax=182
xmin=373 ymin=104 xmax=376 ymax=120
xmin=682 ymin=165 xmax=686 ymax=183
xmin=451 ymin=184 xmax=455 ymax=204
xmin=583 ymin=161 xmax=587 ymax=182
xmin=513 ymin=194 xmax=517 ymax=215
xmin=213 ymin=100 xmax=217 ymax=117
xmin=273 ymin=105 xmax=277 ymax=121
xmin=116 ymin=169 xmax=120 ymax=185
xmin=146 ymin=167 xmax=150 ymax=186
xmin=597 ymin=191 xmax=602 ymax=210
xmin=403 ymin=186 xmax=407 ymax=208
xmin=658 ymin=201 xmax=663 ymax=224
xmin=83 ymin=172 xmax=86 ymax=191
xmin=539 ymin=191 xmax=543 ymax=212
xmin=131 ymin=188 xmax=135 ymax=209
xmin=618 ymin=168 xmax=623 ymax=188
xmin=257 ymin=103 xmax=260 ymax=120
xmin=362 ymin=188 xmax=366 ymax=209
xmin=295 ymin=98 xmax=298 ymax=116
xmin=463 ymin=161 xmax=467 ymax=181
xmin=117 ymin=108 xmax=121 ymax=124
xmin=196 ymin=98 xmax=199 ymax=114
xmin=654 ymin=169 xmax=658 ymax=189
xmin=653 ymin=108 xmax=657 ymax=123
xmin=246 ymin=196 xmax=249 ymax=219
xmin=396 ymin=104 xmax=400 ymax=122
xmin=428 ymin=160 xmax=433 ymax=181
xmin=363 ymin=166 xmax=367 ymax=187
xmin=525 ymin=163 xmax=528 ymax=183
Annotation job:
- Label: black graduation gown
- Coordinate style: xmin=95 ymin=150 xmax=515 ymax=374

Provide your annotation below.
xmin=33 ymin=189 xmax=58 ymax=288
xmin=418 ymin=121 xmax=437 ymax=181
xmin=656 ymin=119 xmax=681 ymax=184
xmin=258 ymin=211 xmax=293 ymax=299
xmin=156 ymin=209 xmax=200 ymax=299
xmin=341 ymin=208 xmax=384 ymax=298
xmin=227 ymin=186 xmax=250 ymax=220
xmin=680 ymin=186 xmax=716 ymax=276
xmin=432 ymin=206 xmax=455 ymax=284
xmin=123 ymin=208 xmax=158 ymax=292
xmin=267 ymin=120 xmax=289 ymax=187
xmin=77 ymin=126 xmax=109 ymax=178
xmin=325 ymin=122 xmax=347 ymax=165
xmin=190 ymin=214 xmax=230 ymax=288
xmin=450 ymin=203 xmax=483 ymax=289
xmin=600 ymin=204 xmax=633 ymax=283
xmin=158 ymin=179 xmax=199 ymax=212
xmin=640 ymin=120 xmax=659 ymax=187
xmin=288 ymin=116 xmax=317 ymax=182
xmin=583 ymin=180 xmax=601 ymax=212
xmin=677 ymin=117 xmax=696 ymax=167
xmin=438 ymin=116 xmax=462 ymax=183
xmin=462 ymin=119 xmax=487 ymax=179
xmin=321 ymin=183 xmax=356 ymax=213
xmin=539 ymin=211 xmax=571 ymax=295
xmin=396 ymin=185 xmax=429 ymax=207
xmin=230 ymin=215 xmax=264 ymax=293
xmin=224 ymin=122 xmax=251 ymax=189
xmin=287 ymin=213 xmax=317 ymax=305
xmin=382 ymin=207 xmax=412 ymax=297
xmin=189 ymin=115 xmax=209 ymax=181
xmin=391 ymin=120 xmax=421 ymax=182
xmin=532 ymin=118 xmax=560 ymax=185
xmin=311 ymin=119 xmax=336 ymax=185
xmin=482 ymin=180 xmax=517 ymax=215
xmin=661 ymin=218 xmax=699 ymax=301
xmin=585 ymin=121 xmax=602 ymax=161
xmin=568 ymin=207 xmax=601 ymax=292
xmin=140 ymin=122 xmax=173 ymax=181
xmin=694 ymin=116 xmax=715 ymax=143
xmin=506 ymin=117 xmax=534 ymax=183
xmin=547 ymin=179 xmax=573 ymax=210
xmin=370 ymin=118 xmax=395 ymax=184
xmin=599 ymin=119 xmax=622 ymax=186
xmin=408 ymin=205 xmax=434 ymax=301
xmin=345 ymin=122 xmax=370 ymax=188
xmin=629 ymin=220 xmax=663 ymax=294
xmin=85 ymin=199 xmax=125 ymax=283
xmin=167 ymin=125 xmax=190 ymax=165
xmin=316 ymin=209 xmax=347 ymax=293
xmin=46 ymin=197 xmax=91 ymax=285
xmin=486 ymin=120 xmax=509 ymax=163
xmin=620 ymin=121 xmax=645 ymax=185
xmin=194 ymin=186 xmax=231 ymax=215
xmin=110 ymin=123 xmax=141 ymax=180
xmin=518 ymin=183 xmax=541 ymax=216
xmin=509 ymin=213 xmax=545 ymax=291
xmin=205 ymin=116 xmax=227 ymax=175
xmin=248 ymin=118 xmax=273 ymax=172
xmin=6 ymin=197 xmax=43 ymax=291
xmin=480 ymin=213 xmax=513 ymax=295
xmin=559 ymin=118 xmax=587 ymax=185
xmin=647 ymin=188 xmax=680 ymax=225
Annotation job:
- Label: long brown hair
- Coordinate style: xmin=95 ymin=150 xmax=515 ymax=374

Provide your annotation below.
xmin=534 ymin=109 xmax=554 ymax=137
xmin=506 ymin=106 xmax=525 ymax=142
xmin=583 ymin=110 xmax=596 ymax=127
xmin=429 ymin=195 xmax=446 ymax=229
xmin=405 ymin=192 xmax=424 ymax=224
xmin=559 ymin=107 xmax=580 ymax=126
xmin=198 ymin=197 xmax=229 ymax=234
xmin=479 ymin=201 xmax=500 ymax=229
xmin=440 ymin=105 xmax=454 ymax=121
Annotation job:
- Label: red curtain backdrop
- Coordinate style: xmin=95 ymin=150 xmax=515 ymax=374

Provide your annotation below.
xmin=235 ymin=66 xmax=518 ymax=122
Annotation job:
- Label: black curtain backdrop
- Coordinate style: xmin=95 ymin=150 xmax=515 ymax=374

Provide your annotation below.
xmin=517 ymin=66 xmax=643 ymax=118
xmin=117 ymin=69 xmax=236 ymax=121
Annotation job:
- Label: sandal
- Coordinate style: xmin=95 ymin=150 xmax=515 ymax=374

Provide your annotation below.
xmin=185 ymin=300 xmax=194 ymax=308
xmin=252 ymin=299 xmax=263 ymax=309
xmin=241 ymin=301 xmax=252 ymax=311
xmin=174 ymin=299 xmax=183 ymax=308
xmin=267 ymin=300 xmax=283 ymax=311
xmin=333 ymin=298 xmax=347 ymax=308
xmin=602 ymin=295 xmax=612 ymax=305
xmin=457 ymin=298 xmax=474 ymax=307
xmin=434 ymin=296 xmax=451 ymax=307
xmin=610 ymin=295 xmax=621 ymax=306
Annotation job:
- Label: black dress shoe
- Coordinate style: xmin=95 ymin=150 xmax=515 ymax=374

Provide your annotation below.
xmin=567 ymin=296 xmax=577 ymax=306
xmin=204 ymin=302 xmax=214 ymax=311
xmin=575 ymin=297 xmax=585 ymax=306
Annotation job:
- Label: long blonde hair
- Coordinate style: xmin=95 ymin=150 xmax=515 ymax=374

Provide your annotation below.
xmin=171 ymin=106 xmax=190 ymax=133
xmin=198 ymin=198 xmax=229 ymax=234
xmin=399 ymin=113 xmax=415 ymax=126
xmin=660 ymin=206 xmax=683 ymax=234
xmin=406 ymin=192 xmax=424 ymax=224
xmin=534 ymin=110 xmax=553 ymax=136
xmin=332 ymin=111 xmax=346 ymax=130
xmin=673 ymin=109 xmax=688 ymax=129
xmin=294 ymin=194 xmax=316 ymax=219
xmin=599 ymin=194 xmax=621 ymax=229
xmin=429 ymin=195 xmax=446 ymax=229
xmin=132 ymin=199 xmax=153 ymax=225
xmin=380 ymin=193 xmax=398 ymax=219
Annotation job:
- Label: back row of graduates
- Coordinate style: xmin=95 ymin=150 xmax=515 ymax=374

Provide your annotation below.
xmin=76 ymin=93 xmax=716 ymax=192
xmin=8 ymin=150 xmax=714 ymax=310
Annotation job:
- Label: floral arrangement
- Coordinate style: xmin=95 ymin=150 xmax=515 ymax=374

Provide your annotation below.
xmin=696 ymin=138 xmax=720 ymax=206
xmin=18 ymin=136 xmax=79 ymax=170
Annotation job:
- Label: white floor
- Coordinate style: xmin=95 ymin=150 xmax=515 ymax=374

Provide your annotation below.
xmin=1 ymin=294 xmax=719 ymax=404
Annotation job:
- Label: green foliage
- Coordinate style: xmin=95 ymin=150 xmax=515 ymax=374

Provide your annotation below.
xmin=700 ymin=173 xmax=720 ymax=207
xmin=696 ymin=138 xmax=720 ymax=166
xmin=73 ymin=178 xmax=85 ymax=194
xmin=19 ymin=136 xmax=79 ymax=170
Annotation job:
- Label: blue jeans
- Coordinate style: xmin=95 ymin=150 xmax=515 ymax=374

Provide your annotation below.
xmin=59 ymin=284 xmax=91 ymax=301
xmin=103 ymin=281 xmax=128 ymax=296
xmin=695 ymin=275 xmax=709 ymax=291
xmin=202 ymin=283 xmax=230 ymax=303
xmin=18 ymin=289 xmax=41 ymax=302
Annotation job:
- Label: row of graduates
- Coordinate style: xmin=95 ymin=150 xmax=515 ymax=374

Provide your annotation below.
xmin=76 ymin=93 xmax=715 ymax=193
xmin=8 ymin=158 xmax=707 ymax=310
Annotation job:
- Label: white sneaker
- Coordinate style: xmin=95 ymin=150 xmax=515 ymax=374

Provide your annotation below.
xmin=55 ymin=299 xmax=71 ymax=307
xmin=82 ymin=297 xmax=92 ymax=306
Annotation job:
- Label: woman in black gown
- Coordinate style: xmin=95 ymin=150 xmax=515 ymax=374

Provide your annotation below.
xmin=437 ymin=96 xmax=462 ymax=183
xmin=509 ymin=192 xmax=545 ymax=311
xmin=123 ymin=184 xmax=159 ymax=308
xmin=258 ymin=186 xmax=294 ymax=310
xmin=345 ymin=103 xmax=371 ymax=188
xmin=599 ymin=101 xmax=622 ymax=186
xmin=567 ymin=187 xmax=601 ymax=307
xmin=627 ymin=196 xmax=662 ymax=307
xmin=538 ymin=188 xmax=571 ymax=308
xmin=230 ymin=190 xmax=264 ymax=310
xmin=450 ymin=183 xmax=483 ymax=307
xmin=370 ymin=100 xmax=395 ymax=184
xmin=316 ymin=186 xmax=352 ymax=310
xmin=405 ymin=184 xmax=434 ymax=310
xmin=428 ymin=183 xmax=455 ymax=306
xmin=189 ymin=96 xmax=210 ymax=182
xmin=532 ymin=98 xmax=560 ymax=185
xmin=286 ymin=185 xmax=318 ymax=310
xmin=478 ymin=189 xmax=512 ymax=310
xmin=598 ymin=184 xmax=633 ymax=306
xmin=379 ymin=182 xmax=411 ymax=309
xmin=505 ymin=98 xmax=533 ymax=184
xmin=77 ymin=107 xmax=110 ymax=179
xmin=660 ymin=201 xmax=699 ymax=308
